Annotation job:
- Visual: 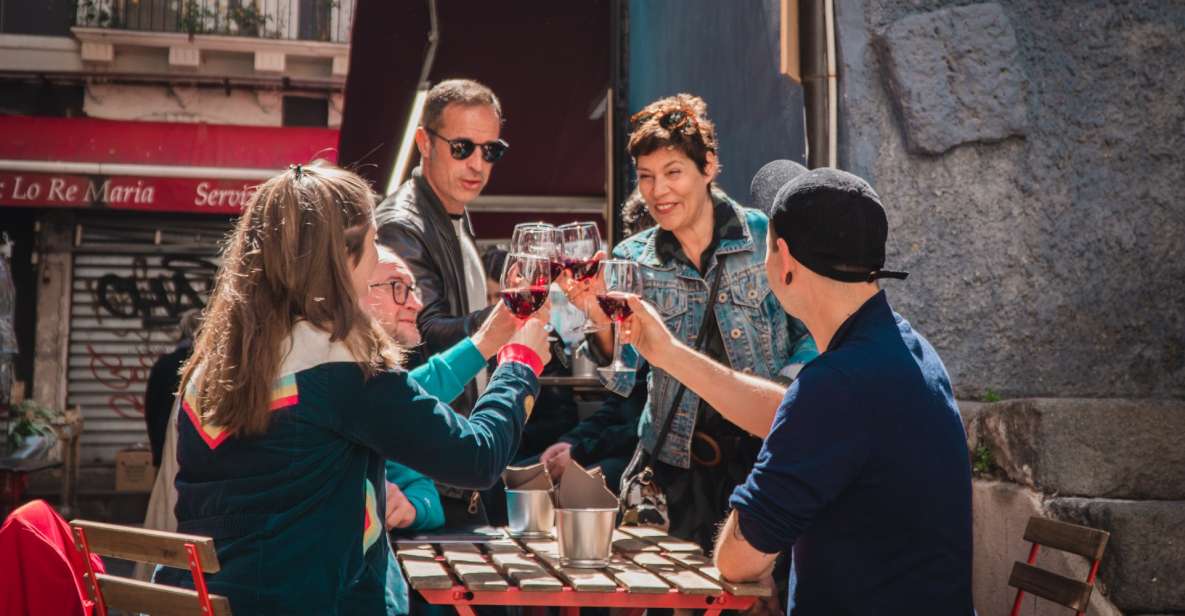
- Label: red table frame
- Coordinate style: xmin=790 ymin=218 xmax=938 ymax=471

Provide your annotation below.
xmin=418 ymin=585 xmax=756 ymax=616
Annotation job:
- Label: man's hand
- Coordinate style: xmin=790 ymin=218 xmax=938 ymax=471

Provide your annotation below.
xmin=472 ymin=302 xmax=520 ymax=359
xmin=540 ymin=442 xmax=573 ymax=480
xmin=385 ymin=481 xmax=418 ymax=530
xmin=508 ymin=318 xmax=552 ymax=366
xmin=618 ymin=294 xmax=679 ymax=368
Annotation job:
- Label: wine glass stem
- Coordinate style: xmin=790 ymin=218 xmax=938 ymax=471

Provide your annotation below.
xmin=611 ymin=321 xmax=625 ymax=368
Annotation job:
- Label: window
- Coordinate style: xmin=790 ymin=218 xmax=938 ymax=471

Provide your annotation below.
xmin=282 ymin=96 xmax=329 ymax=127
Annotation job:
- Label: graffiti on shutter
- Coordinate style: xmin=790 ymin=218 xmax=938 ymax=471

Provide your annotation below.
xmin=67 ymin=222 xmax=224 ymax=464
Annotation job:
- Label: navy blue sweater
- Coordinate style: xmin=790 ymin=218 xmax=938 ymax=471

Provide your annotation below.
xmin=730 ymin=291 xmax=972 ymax=615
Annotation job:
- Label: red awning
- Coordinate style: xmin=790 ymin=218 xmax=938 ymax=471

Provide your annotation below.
xmin=0 ymin=116 xmax=339 ymax=214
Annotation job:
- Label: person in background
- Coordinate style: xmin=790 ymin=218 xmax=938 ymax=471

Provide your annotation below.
xmin=619 ymin=168 xmax=973 ymax=614
xmin=376 ymin=78 xmax=510 ymax=526
xmin=481 ymin=246 xmax=508 ymax=308
xmin=143 ymin=309 xmax=201 ymax=468
xmin=156 ymin=162 xmax=549 ymax=616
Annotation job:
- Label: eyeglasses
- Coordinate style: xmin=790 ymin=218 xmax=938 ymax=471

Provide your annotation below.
xmin=368 ymin=279 xmax=418 ymax=305
xmin=425 ymin=128 xmax=510 ymax=163
xmin=629 ymin=106 xmax=697 ymax=134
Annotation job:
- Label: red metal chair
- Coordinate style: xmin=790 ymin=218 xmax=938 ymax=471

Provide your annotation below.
xmin=71 ymin=519 xmax=232 ymax=616
xmin=1008 ymin=516 xmax=1109 ymax=616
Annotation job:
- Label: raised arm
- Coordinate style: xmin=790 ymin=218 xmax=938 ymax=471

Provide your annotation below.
xmin=333 ymin=349 xmax=542 ymax=490
xmin=619 ymin=295 xmax=785 ymax=437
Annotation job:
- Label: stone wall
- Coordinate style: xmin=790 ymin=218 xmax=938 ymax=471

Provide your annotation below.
xmin=965 ymin=399 xmax=1185 ymax=615
xmin=835 ymin=0 xmax=1185 ymax=399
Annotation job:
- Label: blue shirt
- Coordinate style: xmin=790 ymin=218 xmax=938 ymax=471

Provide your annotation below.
xmin=729 ymin=291 xmax=972 ymax=615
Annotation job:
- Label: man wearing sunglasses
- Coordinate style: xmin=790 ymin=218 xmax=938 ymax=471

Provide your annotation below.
xmin=375 ymin=78 xmax=509 ymax=525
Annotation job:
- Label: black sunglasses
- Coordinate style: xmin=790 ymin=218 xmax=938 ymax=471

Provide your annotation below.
xmin=368 ymin=279 xmax=419 ymax=305
xmin=425 ymin=128 xmax=509 ymax=163
xmin=629 ymin=107 xmax=694 ymax=133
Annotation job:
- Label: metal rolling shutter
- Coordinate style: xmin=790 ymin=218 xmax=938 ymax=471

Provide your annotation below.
xmin=67 ymin=218 xmax=229 ymax=464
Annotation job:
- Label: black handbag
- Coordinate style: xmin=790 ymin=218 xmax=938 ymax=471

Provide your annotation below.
xmin=619 ymin=265 xmax=724 ymax=528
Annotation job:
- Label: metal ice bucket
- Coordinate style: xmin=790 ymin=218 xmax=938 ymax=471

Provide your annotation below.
xmin=555 ymin=507 xmax=616 ymax=568
xmin=506 ymin=489 xmax=555 ymax=539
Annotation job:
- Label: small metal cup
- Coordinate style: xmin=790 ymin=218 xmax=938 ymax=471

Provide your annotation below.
xmin=555 ymin=507 xmax=616 ymax=568
xmin=506 ymin=489 xmax=555 ymax=539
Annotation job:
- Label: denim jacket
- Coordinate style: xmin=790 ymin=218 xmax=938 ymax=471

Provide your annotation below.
xmin=600 ymin=196 xmax=817 ymax=468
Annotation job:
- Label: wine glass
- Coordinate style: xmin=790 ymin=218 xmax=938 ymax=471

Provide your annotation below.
xmin=558 ymin=222 xmax=603 ymax=282
xmin=596 ymin=259 xmax=642 ymax=376
xmin=499 ymin=253 xmax=552 ymax=319
xmin=511 ymin=223 xmax=564 ymax=281
xmin=559 ymin=221 xmax=605 ymax=333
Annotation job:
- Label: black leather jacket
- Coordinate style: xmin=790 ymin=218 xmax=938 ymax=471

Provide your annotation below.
xmin=375 ymin=166 xmax=492 ymax=414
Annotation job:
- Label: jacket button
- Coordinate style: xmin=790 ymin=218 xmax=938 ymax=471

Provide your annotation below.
xmin=730 ymin=328 xmax=742 ymax=339
xmin=747 ymin=289 xmax=759 ymax=299
xmin=718 ymin=292 xmax=729 ymax=304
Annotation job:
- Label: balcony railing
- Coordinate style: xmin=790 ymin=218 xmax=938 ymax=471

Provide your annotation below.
xmin=75 ymin=0 xmax=354 ymax=44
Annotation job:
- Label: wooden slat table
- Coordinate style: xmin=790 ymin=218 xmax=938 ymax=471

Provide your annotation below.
xmin=397 ymin=527 xmax=769 ymax=616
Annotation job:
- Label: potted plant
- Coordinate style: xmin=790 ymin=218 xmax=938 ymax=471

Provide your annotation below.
xmin=3 ymin=399 xmax=59 ymax=462
xmin=228 ymin=2 xmax=271 ymax=37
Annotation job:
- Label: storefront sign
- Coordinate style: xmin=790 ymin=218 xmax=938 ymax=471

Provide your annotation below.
xmin=0 ymin=172 xmax=259 ymax=213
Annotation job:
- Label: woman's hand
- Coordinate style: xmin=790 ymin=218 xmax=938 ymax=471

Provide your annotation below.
xmin=472 ymin=301 xmax=519 ymax=359
xmin=559 ymin=250 xmax=610 ymax=327
xmin=384 ymin=481 xmax=418 ymax=530
xmin=508 ymin=318 xmax=552 ymax=367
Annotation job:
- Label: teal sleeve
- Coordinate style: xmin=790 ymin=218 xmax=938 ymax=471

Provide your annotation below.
xmin=385 ymin=461 xmax=445 ymax=531
xmin=787 ymin=331 xmax=820 ymax=366
xmin=407 ymin=337 xmax=486 ymax=403
xmin=332 ymin=361 xmax=538 ymax=490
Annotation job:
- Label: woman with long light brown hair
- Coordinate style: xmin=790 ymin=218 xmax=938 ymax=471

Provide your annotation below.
xmin=155 ymin=162 xmax=548 ymax=615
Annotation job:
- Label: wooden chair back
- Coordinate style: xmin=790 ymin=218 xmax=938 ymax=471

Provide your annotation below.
xmin=1008 ymin=516 xmax=1110 ymax=616
xmin=70 ymin=519 xmax=232 ymax=616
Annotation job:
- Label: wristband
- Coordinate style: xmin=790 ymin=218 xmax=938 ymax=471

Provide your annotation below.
xmin=497 ymin=343 xmax=544 ymax=377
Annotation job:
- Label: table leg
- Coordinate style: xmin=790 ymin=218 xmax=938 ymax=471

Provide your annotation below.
xmin=453 ymin=605 xmax=479 ymax=616
xmin=612 ymin=608 xmax=646 ymax=616
xmin=703 ymin=610 xmax=722 ymax=616
xmin=561 ymin=606 xmax=580 ymax=616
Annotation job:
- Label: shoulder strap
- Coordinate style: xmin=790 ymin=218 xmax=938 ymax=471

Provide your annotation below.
xmin=649 ymin=263 xmax=725 ymax=459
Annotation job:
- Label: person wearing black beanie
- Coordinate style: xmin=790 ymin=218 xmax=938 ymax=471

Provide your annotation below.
xmin=619 ymin=168 xmax=973 ymax=615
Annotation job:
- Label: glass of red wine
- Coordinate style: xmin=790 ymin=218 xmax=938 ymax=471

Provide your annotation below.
xmin=511 ymin=223 xmax=564 ymax=281
xmin=559 ymin=221 xmax=605 ymax=333
xmin=596 ymin=259 xmax=642 ymax=376
xmin=500 ymin=253 xmax=552 ymax=319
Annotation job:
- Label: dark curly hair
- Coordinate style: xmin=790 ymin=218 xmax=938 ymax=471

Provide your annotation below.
xmin=627 ymin=93 xmax=720 ymax=176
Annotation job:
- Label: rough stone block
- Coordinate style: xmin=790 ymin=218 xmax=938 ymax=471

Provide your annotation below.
xmin=1048 ymin=498 xmax=1185 ymax=612
xmin=972 ymin=480 xmax=1123 ymax=616
xmin=980 ymin=399 xmax=1185 ymax=499
xmin=877 ymin=2 xmax=1028 ymax=155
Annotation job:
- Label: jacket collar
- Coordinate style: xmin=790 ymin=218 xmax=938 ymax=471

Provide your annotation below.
xmin=410 ymin=166 xmax=474 ymax=236
xmin=636 ymin=192 xmax=754 ymax=271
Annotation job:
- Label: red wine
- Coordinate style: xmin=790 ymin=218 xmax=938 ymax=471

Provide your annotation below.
xmin=501 ymin=286 xmax=549 ymax=318
xmin=549 ymin=259 xmax=566 ymax=280
xmin=565 ymin=257 xmax=601 ymax=281
xmin=596 ymin=294 xmax=633 ymax=322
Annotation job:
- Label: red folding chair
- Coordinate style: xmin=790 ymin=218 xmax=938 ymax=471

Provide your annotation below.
xmin=1008 ymin=516 xmax=1109 ymax=616
xmin=71 ymin=519 xmax=232 ymax=616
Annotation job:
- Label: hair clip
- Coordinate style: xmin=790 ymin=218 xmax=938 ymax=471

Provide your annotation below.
xmin=289 ymin=163 xmax=304 ymax=179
